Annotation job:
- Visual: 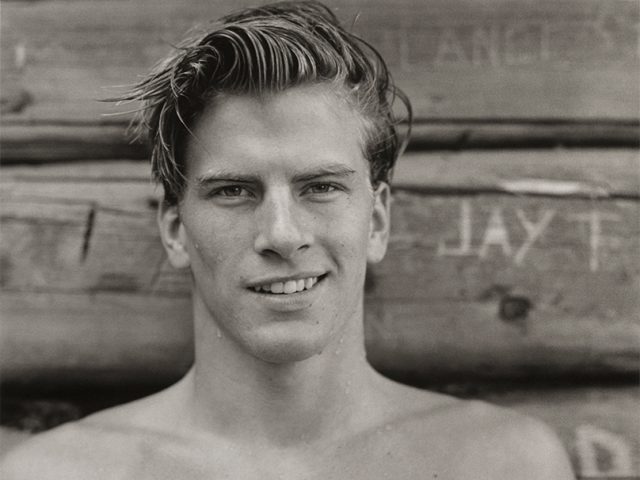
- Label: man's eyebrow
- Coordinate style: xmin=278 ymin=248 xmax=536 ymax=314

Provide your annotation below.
xmin=194 ymin=164 xmax=357 ymax=186
xmin=194 ymin=171 xmax=260 ymax=187
xmin=293 ymin=164 xmax=357 ymax=182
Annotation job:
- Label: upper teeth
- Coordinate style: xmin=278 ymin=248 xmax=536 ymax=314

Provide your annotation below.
xmin=253 ymin=277 xmax=319 ymax=294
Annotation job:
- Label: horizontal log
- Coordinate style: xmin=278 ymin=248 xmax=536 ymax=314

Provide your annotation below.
xmin=406 ymin=122 xmax=640 ymax=150
xmin=2 ymin=288 xmax=636 ymax=386
xmin=365 ymin=300 xmax=639 ymax=381
xmin=1 ymin=155 xmax=638 ymax=383
xmin=0 ymin=292 xmax=193 ymax=389
xmin=1 ymin=0 xmax=638 ymax=122
xmin=1 ymin=386 xmax=638 ymax=478
xmin=394 ymin=149 xmax=640 ymax=198
xmin=2 ymin=123 xmax=639 ymax=163
xmin=0 ymin=125 xmax=148 ymax=162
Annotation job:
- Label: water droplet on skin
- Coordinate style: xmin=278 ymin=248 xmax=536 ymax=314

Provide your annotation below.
xmin=338 ymin=337 xmax=344 ymax=344
xmin=216 ymin=329 xmax=222 ymax=339
xmin=334 ymin=349 xmax=341 ymax=356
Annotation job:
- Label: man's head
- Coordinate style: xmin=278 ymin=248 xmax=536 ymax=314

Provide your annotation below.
xmin=124 ymin=0 xmax=410 ymax=205
xmin=120 ymin=1 xmax=411 ymax=363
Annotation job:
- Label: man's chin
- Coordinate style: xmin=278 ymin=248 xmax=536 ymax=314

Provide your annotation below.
xmin=249 ymin=330 xmax=331 ymax=365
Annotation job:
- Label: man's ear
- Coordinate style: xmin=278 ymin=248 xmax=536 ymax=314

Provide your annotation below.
xmin=157 ymin=201 xmax=191 ymax=269
xmin=367 ymin=182 xmax=391 ymax=264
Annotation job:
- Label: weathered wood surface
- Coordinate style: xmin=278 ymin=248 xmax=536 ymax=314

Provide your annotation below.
xmin=0 ymin=124 xmax=149 ymax=163
xmin=394 ymin=149 xmax=640 ymax=197
xmin=1 ymin=0 xmax=638 ymax=122
xmin=1 ymin=386 xmax=638 ymax=479
xmin=1 ymin=151 xmax=638 ymax=385
xmin=0 ymin=292 xmax=193 ymax=388
xmin=2 ymin=122 xmax=639 ymax=164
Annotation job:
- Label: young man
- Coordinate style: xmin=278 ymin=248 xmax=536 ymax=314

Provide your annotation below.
xmin=2 ymin=2 xmax=574 ymax=478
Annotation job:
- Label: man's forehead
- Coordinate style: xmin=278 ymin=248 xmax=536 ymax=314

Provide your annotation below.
xmin=183 ymin=85 xmax=370 ymax=180
xmin=189 ymin=85 xmax=367 ymax=143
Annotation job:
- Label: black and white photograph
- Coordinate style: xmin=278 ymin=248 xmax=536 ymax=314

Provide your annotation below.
xmin=0 ymin=1 xmax=638 ymax=478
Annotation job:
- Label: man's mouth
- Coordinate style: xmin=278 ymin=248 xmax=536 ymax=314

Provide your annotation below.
xmin=250 ymin=274 xmax=327 ymax=294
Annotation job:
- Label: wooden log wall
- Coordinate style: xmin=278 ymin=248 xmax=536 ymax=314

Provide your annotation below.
xmin=1 ymin=0 xmax=639 ymax=122
xmin=2 ymin=152 xmax=639 ymax=385
xmin=1 ymin=0 xmax=639 ymax=477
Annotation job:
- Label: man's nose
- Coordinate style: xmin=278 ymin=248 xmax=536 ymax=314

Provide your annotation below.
xmin=253 ymin=189 xmax=311 ymax=259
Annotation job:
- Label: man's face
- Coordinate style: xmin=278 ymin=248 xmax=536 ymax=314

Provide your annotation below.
xmin=160 ymin=84 xmax=390 ymax=364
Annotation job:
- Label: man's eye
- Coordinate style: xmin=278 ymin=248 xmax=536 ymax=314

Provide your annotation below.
xmin=306 ymin=183 xmax=337 ymax=194
xmin=213 ymin=186 xmax=251 ymax=197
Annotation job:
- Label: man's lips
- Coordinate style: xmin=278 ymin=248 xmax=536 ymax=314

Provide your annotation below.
xmin=247 ymin=273 xmax=328 ymax=294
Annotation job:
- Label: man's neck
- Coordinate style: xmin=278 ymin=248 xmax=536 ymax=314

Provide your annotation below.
xmin=182 ymin=298 xmax=382 ymax=448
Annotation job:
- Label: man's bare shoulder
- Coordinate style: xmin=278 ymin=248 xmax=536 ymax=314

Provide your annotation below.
xmin=439 ymin=399 xmax=573 ymax=479
xmin=0 ymin=389 xmax=183 ymax=480
xmin=0 ymin=420 xmax=132 ymax=480
xmin=370 ymin=379 xmax=574 ymax=479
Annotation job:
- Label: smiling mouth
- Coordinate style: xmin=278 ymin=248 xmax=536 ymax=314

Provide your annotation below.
xmin=250 ymin=274 xmax=327 ymax=294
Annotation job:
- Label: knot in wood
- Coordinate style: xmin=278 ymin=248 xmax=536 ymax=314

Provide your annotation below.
xmin=499 ymin=295 xmax=532 ymax=322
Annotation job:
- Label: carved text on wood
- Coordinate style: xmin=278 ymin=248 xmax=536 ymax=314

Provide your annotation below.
xmin=367 ymin=4 xmax=640 ymax=69
xmin=436 ymin=199 xmax=623 ymax=271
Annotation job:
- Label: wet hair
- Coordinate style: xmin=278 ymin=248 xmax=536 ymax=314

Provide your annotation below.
xmin=119 ymin=1 xmax=411 ymax=205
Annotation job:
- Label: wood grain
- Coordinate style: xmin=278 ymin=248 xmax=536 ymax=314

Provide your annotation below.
xmin=0 ymin=124 xmax=149 ymax=162
xmin=0 ymin=291 xmax=193 ymax=388
xmin=1 ymin=0 xmax=638 ymax=122
xmin=394 ymin=149 xmax=640 ymax=197
xmin=2 ymin=123 xmax=639 ymax=163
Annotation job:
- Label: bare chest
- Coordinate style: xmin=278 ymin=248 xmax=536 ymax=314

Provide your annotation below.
xmin=93 ymin=430 xmax=478 ymax=480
